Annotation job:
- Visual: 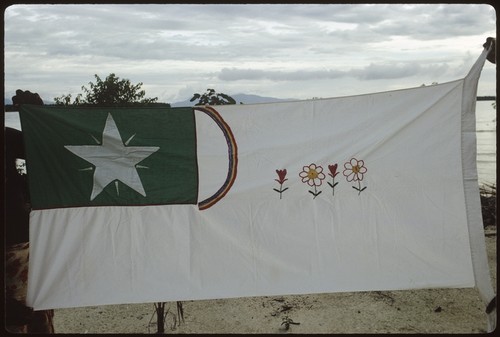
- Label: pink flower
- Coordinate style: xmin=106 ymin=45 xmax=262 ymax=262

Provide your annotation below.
xmin=343 ymin=158 xmax=367 ymax=182
xmin=299 ymin=163 xmax=326 ymax=187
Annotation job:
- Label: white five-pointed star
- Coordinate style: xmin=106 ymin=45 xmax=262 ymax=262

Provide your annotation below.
xmin=65 ymin=113 xmax=160 ymax=200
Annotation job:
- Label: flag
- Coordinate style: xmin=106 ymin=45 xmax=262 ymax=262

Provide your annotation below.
xmin=21 ymin=106 xmax=198 ymax=208
xmin=22 ymin=48 xmax=495 ymax=331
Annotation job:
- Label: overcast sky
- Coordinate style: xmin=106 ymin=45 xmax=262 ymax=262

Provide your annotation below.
xmin=3 ymin=3 xmax=497 ymax=104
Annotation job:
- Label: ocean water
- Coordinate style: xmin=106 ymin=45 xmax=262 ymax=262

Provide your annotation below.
xmin=4 ymin=101 xmax=496 ymax=186
xmin=475 ymin=101 xmax=496 ymax=186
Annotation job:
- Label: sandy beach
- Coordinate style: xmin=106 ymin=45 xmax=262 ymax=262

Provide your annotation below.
xmin=52 ymin=225 xmax=496 ymax=334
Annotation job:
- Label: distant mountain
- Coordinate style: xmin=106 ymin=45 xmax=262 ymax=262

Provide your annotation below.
xmin=5 ymin=95 xmax=495 ymax=109
xmin=170 ymin=93 xmax=294 ymax=107
xmin=231 ymin=93 xmax=295 ymax=104
xmin=5 ymin=93 xmax=293 ymax=107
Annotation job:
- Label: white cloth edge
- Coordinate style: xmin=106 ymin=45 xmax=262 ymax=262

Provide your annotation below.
xmin=461 ymin=45 xmax=496 ymax=332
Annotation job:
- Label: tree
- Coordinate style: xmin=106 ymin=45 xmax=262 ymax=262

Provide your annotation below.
xmin=54 ymin=73 xmax=161 ymax=107
xmin=12 ymin=89 xmax=44 ymax=106
xmin=190 ymin=88 xmax=237 ymax=106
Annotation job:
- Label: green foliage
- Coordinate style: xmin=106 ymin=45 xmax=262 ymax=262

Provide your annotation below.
xmin=54 ymin=73 xmax=160 ymax=107
xmin=190 ymin=88 xmax=236 ymax=106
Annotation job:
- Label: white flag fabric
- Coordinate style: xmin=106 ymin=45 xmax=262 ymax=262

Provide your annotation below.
xmin=24 ymin=48 xmax=494 ymax=330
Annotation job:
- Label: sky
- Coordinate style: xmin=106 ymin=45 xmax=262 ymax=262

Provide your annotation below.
xmin=3 ymin=3 xmax=497 ymax=105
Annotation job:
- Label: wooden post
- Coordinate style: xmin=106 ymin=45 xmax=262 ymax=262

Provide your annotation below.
xmin=156 ymin=302 xmax=165 ymax=334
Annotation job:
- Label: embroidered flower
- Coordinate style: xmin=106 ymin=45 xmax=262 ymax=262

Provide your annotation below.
xmin=328 ymin=164 xmax=339 ymax=178
xmin=300 ymin=163 xmax=326 ymax=186
xmin=299 ymin=163 xmax=325 ymax=199
xmin=343 ymin=158 xmax=367 ymax=182
xmin=327 ymin=163 xmax=340 ymax=196
xmin=273 ymin=169 xmax=289 ymax=199
xmin=275 ymin=169 xmax=288 ymax=185
xmin=343 ymin=158 xmax=367 ymax=195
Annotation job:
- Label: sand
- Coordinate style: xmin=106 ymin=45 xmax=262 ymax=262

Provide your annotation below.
xmin=52 ymin=227 xmax=496 ymax=334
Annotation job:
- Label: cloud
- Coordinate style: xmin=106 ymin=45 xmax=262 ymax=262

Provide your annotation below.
xmin=353 ymin=62 xmax=449 ymax=80
xmin=218 ymin=68 xmax=345 ymax=81
xmin=217 ymin=61 xmax=449 ymax=82
xmin=318 ymin=4 xmax=495 ymax=40
xmin=3 ymin=3 xmax=496 ymax=102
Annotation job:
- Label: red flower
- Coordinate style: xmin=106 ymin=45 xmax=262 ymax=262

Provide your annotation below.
xmin=328 ymin=164 xmax=339 ymax=178
xmin=275 ymin=169 xmax=288 ymax=184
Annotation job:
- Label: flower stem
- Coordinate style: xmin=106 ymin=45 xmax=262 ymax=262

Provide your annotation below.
xmin=313 ymin=185 xmax=322 ymax=199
